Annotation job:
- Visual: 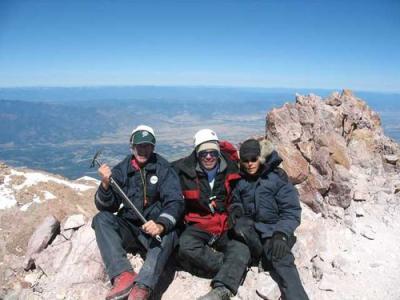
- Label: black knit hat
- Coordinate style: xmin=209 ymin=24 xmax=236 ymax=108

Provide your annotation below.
xmin=240 ymin=139 xmax=261 ymax=161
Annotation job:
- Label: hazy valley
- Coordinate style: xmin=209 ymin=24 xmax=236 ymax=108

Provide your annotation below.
xmin=0 ymin=86 xmax=399 ymax=179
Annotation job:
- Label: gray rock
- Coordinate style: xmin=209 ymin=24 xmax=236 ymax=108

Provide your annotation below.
xmin=353 ymin=191 xmax=369 ymax=202
xmin=19 ymin=289 xmax=43 ymax=300
xmin=318 ymin=273 xmax=336 ymax=292
xmin=297 ymin=104 xmax=315 ymax=125
xmin=332 ymin=164 xmax=351 ymax=183
xmin=33 ymin=223 xmax=108 ymax=299
xmin=297 ymin=141 xmax=315 ymax=162
xmin=255 ymin=272 xmax=280 ymax=300
xmin=23 ymin=270 xmax=43 ymax=286
xmin=311 ymin=257 xmax=324 ymax=281
xmin=325 ymin=95 xmax=342 ymax=106
xmin=384 ymin=154 xmax=399 ymax=165
xmin=63 ymin=214 xmax=85 ymax=230
xmin=301 ymin=124 xmax=314 ymax=142
xmin=344 ymin=213 xmax=355 ymax=229
xmin=327 ymin=206 xmax=345 ymax=220
xmin=308 ymin=166 xmax=331 ymax=196
xmin=267 ymin=104 xmax=302 ymax=144
xmin=328 ymin=182 xmax=352 ymax=209
xmin=296 ymin=93 xmax=321 ymax=107
xmin=355 ymin=207 xmax=365 ymax=217
xmin=276 ymin=143 xmax=309 ymax=184
xmin=360 ymin=225 xmax=376 ymax=240
xmin=395 ymin=183 xmax=400 ymax=194
xmin=311 ymin=147 xmax=333 ymax=177
xmin=61 ymin=229 xmax=74 ymax=240
xmin=332 ymin=255 xmax=348 ymax=271
xmin=316 ymin=133 xmax=351 ymax=169
xmin=23 ymin=215 xmax=60 ymax=271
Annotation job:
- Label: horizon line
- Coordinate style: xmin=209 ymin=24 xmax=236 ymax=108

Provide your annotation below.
xmin=0 ymin=84 xmax=399 ymax=95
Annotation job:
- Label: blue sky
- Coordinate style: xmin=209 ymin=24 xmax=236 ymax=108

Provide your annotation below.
xmin=0 ymin=0 xmax=399 ymax=92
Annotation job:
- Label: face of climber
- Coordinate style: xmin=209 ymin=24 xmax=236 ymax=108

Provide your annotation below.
xmin=133 ymin=143 xmax=154 ymax=166
xmin=198 ymin=149 xmax=219 ymax=170
xmin=241 ymin=156 xmax=261 ymax=175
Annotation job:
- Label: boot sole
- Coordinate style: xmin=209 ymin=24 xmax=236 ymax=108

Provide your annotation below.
xmin=106 ymin=285 xmax=134 ymax=300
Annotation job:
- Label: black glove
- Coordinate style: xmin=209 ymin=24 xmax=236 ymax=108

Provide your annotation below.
xmin=228 ymin=205 xmax=244 ymax=229
xmin=232 ymin=217 xmax=263 ymax=260
xmin=271 ymin=231 xmax=290 ymax=259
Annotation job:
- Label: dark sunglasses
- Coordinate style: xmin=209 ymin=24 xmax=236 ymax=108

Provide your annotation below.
xmin=198 ymin=150 xmax=219 ymax=159
xmin=241 ymin=157 xmax=259 ymax=163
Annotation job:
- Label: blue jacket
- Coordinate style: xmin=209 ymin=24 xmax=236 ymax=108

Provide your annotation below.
xmin=231 ymin=142 xmax=301 ymax=239
xmin=94 ymin=153 xmax=184 ymax=234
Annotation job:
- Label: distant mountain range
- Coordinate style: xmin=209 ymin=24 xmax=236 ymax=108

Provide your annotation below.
xmin=0 ymin=86 xmax=399 ymax=179
xmin=0 ymin=86 xmax=334 ymax=102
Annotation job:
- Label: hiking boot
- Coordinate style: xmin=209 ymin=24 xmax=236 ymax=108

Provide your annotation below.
xmin=106 ymin=271 xmax=137 ymax=300
xmin=196 ymin=286 xmax=233 ymax=300
xmin=128 ymin=283 xmax=151 ymax=300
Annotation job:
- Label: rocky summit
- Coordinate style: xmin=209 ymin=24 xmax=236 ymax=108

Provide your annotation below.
xmin=1 ymin=90 xmax=399 ymax=300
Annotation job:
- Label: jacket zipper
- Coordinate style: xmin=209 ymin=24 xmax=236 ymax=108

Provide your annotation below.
xmin=140 ymin=168 xmax=147 ymax=207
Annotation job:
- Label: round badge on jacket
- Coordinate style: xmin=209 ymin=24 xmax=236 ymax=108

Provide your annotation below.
xmin=150 ymin=175 xmax=158 ymax=184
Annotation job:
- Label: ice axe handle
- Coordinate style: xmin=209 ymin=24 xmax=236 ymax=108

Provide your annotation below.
xmin=92 ymin=157 xmax=162 ymax=243
xmin=109 ymin=178 xmax=163 ymax=243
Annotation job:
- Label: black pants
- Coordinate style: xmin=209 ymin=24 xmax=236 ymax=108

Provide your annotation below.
xmin=232 ymin=218 xmax=308 ymax=300
xmin=178 ymin=225 xmax=250 ymax=294
xmin=92 ymin=211 xmax=177 ymax=291
xmin=262 ymin=238 xmax=309 ymax=300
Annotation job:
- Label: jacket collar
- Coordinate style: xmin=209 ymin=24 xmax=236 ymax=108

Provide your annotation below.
xmin=127 ymin=153 xmax=158 ymax=175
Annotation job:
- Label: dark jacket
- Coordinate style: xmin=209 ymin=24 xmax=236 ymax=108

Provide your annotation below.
xmin=173 ymin=151 xmax=240 ymax=235
xmin=231 ymin=140 xmax=301 ymax=239
xmin=94 ymin=153 xmax=184 ymax=234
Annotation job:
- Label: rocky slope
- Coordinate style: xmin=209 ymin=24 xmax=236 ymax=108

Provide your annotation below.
xmin=264 ymin=90 xmax=400 ymax=299
xmin=1 ymin=90 xmax=399 ymax=300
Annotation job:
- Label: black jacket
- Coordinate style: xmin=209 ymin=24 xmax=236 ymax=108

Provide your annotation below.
xmin=231 ymin=141 xmax=301 ymax=239
xmin=95 ymin=153 xmax=184 ymax=234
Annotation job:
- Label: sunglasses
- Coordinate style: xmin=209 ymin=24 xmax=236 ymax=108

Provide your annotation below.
xmin=241 ymin=157 xmax=259 ymax=163
xmin=198 ymin=150 xmax=219 ymax=159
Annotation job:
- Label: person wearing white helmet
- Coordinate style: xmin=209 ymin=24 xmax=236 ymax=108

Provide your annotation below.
xmin=92 ymin=125 xmax=184 ymax=300
xmin=173 ymin=129 xmax=251 ymax=300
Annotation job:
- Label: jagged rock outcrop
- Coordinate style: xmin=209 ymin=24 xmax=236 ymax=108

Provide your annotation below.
xmin=266 ymin=90 xmax=399 ymax=214
xmin=1 ymin=90 xmax=400 ymax=300
xmin=264 ymin=90 xmax=400 ymax=299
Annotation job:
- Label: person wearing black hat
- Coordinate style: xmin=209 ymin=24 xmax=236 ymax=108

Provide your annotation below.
xmin=92 ymin=125 xmax=184 ymax=300
xmin=229 ymin=138 xmax=309 ymax=300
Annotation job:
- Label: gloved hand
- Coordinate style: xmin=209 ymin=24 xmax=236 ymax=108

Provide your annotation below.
xmin=233 ymin=217 xmax=263 ymax=260
xmin=228 ymin=205 xmax=244 ymax=229
xmin=271 ymin=231 xmax=290 ymax=259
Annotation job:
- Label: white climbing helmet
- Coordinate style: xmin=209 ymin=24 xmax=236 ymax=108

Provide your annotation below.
xmin=193 ymin=129 xmax=219 ymax=148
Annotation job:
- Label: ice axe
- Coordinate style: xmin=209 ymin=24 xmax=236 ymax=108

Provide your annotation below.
xmin=90 ymin=150 xmax=162 ymax=243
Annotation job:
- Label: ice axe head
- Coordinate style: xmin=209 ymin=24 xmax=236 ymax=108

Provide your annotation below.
xmin=90 ymin=150 xmax=102 ymax=168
